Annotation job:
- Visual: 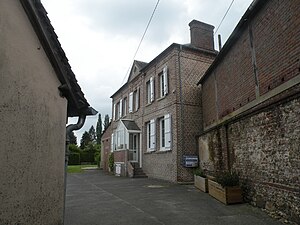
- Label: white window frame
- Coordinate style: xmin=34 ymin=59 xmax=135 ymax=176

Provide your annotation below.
xmin=160 ymin=114 xmax=171 ymax=151
xmin=150 ymin=77 xmax=154 ymax=102
xmin=111 ymin=133 xmax=114 ymax=152
xmin=113 ymin=103 xmax=116 ymax=121
xmin=123 ymin=97 xmax=127 ymax=116
xmin=160 ymin=66 xmax=168 ymax=97
xmin=129 ymin=92 xmax=133 ymax=113
xmin=147 ymin=119 xmax=156 ymax=151
xmin=134 ymin=88 xmax=139 ymax=111
xmin=119 ymin=99 xmax=123 ymax=119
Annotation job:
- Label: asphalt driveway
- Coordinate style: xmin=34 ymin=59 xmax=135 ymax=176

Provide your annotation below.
xmin=65 ymin=170 xmax=282 ymax=225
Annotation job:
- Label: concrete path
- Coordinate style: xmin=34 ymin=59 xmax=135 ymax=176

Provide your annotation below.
xmin=65 ymin=170 xmax=282 ymax=225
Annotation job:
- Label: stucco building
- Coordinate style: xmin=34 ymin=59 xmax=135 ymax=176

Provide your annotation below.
xmin=0 ymin=1 xmax=96 ymax=224
xmin=109 ymin=20 xmax=217 ymax=182
xmin=197 ymin=0 xmax=300 ymax=223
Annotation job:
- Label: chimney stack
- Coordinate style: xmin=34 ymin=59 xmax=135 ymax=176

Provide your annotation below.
xmin=189 ymin=20 xmax=215 ymax=51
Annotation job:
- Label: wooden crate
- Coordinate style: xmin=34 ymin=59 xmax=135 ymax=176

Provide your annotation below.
xmin=208 ymin=179 xmax=242 ymax=204
xmin=194 ymin=175 xmax=208 ymax=192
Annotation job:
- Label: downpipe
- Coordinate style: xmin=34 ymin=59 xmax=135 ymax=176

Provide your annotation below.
xmin=63 ymin=115 xmax=86 ymax=224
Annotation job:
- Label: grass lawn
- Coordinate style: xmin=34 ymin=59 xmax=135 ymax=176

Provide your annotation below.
xmin=67 ymin=164 xmax=98 ymax=173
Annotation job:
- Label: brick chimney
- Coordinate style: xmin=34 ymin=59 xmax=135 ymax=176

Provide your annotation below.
xmin=189 ymin=20 xmax=215 ymax=51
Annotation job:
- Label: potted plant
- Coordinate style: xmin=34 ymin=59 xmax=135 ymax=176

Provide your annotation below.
xmin=208 ymin=171 xmax=242 ymax=204
xmin=193 ymin=168 xmax=208 ymax=192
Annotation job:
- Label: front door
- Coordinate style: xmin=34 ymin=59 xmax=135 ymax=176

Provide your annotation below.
xmin=129 ymin=133 xmax=139 ymax=162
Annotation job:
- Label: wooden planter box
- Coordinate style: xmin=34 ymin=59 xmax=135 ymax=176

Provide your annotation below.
xmin=194 ymin=175 xmax=208 ymax=192
xmin=208 ymin=179 xmax=242 ymax=204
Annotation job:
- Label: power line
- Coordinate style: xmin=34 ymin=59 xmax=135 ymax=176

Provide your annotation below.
xmin=121 ymin=0 xmax=160 ymax=85
xmin=215 ymin=0 xmax=235 ymax=35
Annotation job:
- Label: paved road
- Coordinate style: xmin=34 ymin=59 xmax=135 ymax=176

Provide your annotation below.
xmin=65 ymin=170 xmax=282 ymax=225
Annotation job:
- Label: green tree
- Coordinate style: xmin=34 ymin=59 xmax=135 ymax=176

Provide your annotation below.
xmin=96 ymin=113 xmax=102 ymax=144
xmin=69 ymin=131 xmax=77 ymax=145
xmin=104 ymin=114 xmax=110 ymax=131
xmin=80 ymin=131 xmax=91 ymax=149
xmin=89 ymin=125 xmax=96 ymax=143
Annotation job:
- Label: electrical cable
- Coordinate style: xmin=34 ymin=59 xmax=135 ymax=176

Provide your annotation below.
xmin=121 ymin=0 xmax=160 ymax=85
xmin=215 ymin=0 xmax=235 ymax=35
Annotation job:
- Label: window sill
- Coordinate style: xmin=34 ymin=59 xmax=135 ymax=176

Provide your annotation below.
xmin=157 ymin=95 xmax=166 ymax=101
xmin=156 ymin=149 xmax=172 ymax=154
xmin=145 ymin=102 xmax=152 ymax=107
xmin=144 ymin=150 xmax=155 ymax=154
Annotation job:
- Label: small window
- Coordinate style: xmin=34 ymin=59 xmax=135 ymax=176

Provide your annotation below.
xmin=160 ymin=114 xmax=171 ymax=150
xmin=129 ymin=92 xmax=133 ymax=113
xmin=122 ymin=97 xmax=127 ymax=117
xmin=146 ymin=77 xmax=154 ymax=104
xmin=146 ymin=119 xmax=156 ymax=151
xmin=160 ymin=66 xmax=168 ymax=98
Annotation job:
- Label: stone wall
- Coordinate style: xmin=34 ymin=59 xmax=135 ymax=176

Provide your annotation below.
xmin=198 ymin=95 xmax=300 ymax=223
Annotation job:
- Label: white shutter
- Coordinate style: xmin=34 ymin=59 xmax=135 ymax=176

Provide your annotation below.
xmin=129 ymin=92 xmax=133 ymax=113
xmin=163 ymin=66 xmax=168 ymax=95
xmin=111 ymin=133 xmax=114 ymax=152
xmin=164 ymin=114 xmax=171 ymax=149
xmin=119 ymin=99 xmax=123 ymax=118
xmin=113 ymin=103 xmax=116 ymax=120
xmin=135 ymin=88 xmax=140 ymax=110
xmin=150 ymin=119 xmax=156 ymax=149
xmin=150 ymin=77 xmax=154 ymax=102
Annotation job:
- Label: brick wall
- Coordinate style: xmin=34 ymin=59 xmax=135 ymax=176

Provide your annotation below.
xmin=201 ymin=0 xmax=300 ymax=128
xmin=100 ymin=124 xmax=111 ymax=172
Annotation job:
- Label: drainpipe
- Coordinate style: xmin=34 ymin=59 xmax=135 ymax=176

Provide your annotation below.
xmin=63 ymin=115 xmax=86 ymax=224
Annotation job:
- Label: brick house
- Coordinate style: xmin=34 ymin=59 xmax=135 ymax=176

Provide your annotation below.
xmin=109 ymin=20 xmax=217 ymax=182
xmin=100 ymin=122 xmax=112 ymax=172
xmin=0 ymin=0 xmax=96 ymax=224
xmin=197 ymin=0 xmax=299 ymax=223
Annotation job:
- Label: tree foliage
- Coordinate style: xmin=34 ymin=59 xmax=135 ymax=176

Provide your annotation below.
xmin=104 ymin=114 xmax=110 ymax=131
xmin=89 ymin=125 xmax=96 ymax=143
xmin=80 ymin=131 xmax=91 ymax=149
xmin=69 ymin=131 xmax=77 ymax=145
xmin=96 ymin=113 xmax=102 ymax=144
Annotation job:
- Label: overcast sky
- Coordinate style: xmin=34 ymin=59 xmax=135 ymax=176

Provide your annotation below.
xmin=42 ymin=0 xmax=253 ymax=143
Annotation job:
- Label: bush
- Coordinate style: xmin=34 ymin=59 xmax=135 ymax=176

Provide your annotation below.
xmin=69 ymin=144 xmax=81 ymax=153
xmin=193 ymin=168 xmax=206 ymax=178
xmin=108 ymin=152 xmax=114 ymax=172
xmin=94 ymin=151 xmax=101 ymax=167
xmin=69 ymin=152 xmax=80 ymax=165
xmin=80 ymin=151 xmax=95 ymax=164
xmin=216 ymin=171 xmax=239 ymax=187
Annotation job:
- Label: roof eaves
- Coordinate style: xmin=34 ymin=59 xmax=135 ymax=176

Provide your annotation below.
xmin=20 ymin=0 xmax=97 ymax=117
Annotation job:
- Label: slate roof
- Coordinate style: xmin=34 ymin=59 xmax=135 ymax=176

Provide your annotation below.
xmin=20 ymin=0 xmax=97 ymax=117
xmin=122 ymin=120 xmax=141 ymax=131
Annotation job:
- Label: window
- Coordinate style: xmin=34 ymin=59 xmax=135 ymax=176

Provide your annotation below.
xmin=129 ymin=92 xmax=133 ymax=113
xmin=146 ymin=119 xmax=156 ymax=151
xmin=114 ymin=102 xmax=120 ymax=120
xmin=134 ymin=89 xmax=139 ymax=111
xmin=119 ymin=99 xmax=122 ymax=119
xmin=122 ymin=97 xmax=127 ymax=117
xmin=146 ymin=77 xmax=154 ymax=104
xmin=160 ymin=66 xmax=168 ymax=97
xmin=111 ymin=133 xmax=114 ymax=152
xmin=160 ymin=114 xmax=171 ymax=150
xmin=114 ymin=127 xmax=126 ymax=150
